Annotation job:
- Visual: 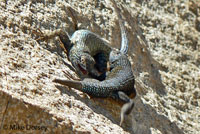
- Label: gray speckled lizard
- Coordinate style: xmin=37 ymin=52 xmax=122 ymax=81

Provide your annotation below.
xmin=33 ymin=7 xmax=111 ymax=80
xmin=53 ymin=0 xmax=137 ymax=126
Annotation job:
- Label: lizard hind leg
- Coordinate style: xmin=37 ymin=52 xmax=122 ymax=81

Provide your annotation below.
xmin=118 ymin=91 xmax=135 ymax=126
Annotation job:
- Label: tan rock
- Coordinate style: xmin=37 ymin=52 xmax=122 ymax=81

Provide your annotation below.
xmin=0 ymin=0 xmax=199 ymax=134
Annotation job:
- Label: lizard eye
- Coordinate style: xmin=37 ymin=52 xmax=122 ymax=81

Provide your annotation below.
xmin=115 ymin=51 xmax=121 ymax=55
xmin=110 ymin=58 xmax=116 ymax=64
xmin=80 ymin=56 xmax=86 ymax=64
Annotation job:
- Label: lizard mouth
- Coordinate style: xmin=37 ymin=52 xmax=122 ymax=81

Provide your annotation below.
xmin=78 ymin=64 xmax=88 ymax=75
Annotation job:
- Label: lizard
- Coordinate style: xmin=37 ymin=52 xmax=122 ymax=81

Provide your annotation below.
xmin=33 ymin=6 xmax=111 ymax=80
xmin=53 ymin=0 xmax=137 ymax=126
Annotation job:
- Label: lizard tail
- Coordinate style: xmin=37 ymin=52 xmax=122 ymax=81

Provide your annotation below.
xmin=58 ymin=6 xmax=78 ymax=56
xmin=53 ymin=78 xmax=82 ymax=90
xmin=118 ymin=14 xmax=129 ymax=55
xmin=118 ymin=91 xmax=135 ymax=126
xmin=66 ymin=6 xmax=78 ymax=30
xmin=110 ymin=0 xmax=129 ymax=55
xmin=120 ymin=100 xmax=134 ymax=126
xmin=58 ymin=32 xmax=72 ymax=56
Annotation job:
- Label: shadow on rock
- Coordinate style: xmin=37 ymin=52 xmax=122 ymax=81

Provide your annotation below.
xmin=131 ymin=97 xmax=184 ymax=134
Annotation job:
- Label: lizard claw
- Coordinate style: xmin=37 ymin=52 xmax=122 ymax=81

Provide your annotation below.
xmin=32 ymin=28 xmax=46 ymax=41
xmin=62 ymin=70 xmax=80 ymax=81
xmin=32 ymin=28 xmax=54 ymax=41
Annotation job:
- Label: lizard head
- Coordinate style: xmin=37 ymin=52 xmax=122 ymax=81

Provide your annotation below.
xmin=109 ymin=50 xmax=123 ymax=69
xmin=78 ymin=55 xmax=88 ymax=75
xmin=72 ymin=52 xmax=101 ymax=79
xmin=109 ymin=50 xmax=129 ymax=71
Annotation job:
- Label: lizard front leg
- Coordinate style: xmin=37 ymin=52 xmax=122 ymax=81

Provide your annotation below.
xmin=32 ymin=29 xmax=64 ymax=41
xmin=32 ymin=28 xmax=71 ymax=54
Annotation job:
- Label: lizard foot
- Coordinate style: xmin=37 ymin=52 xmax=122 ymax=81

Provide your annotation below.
xmin=62 ymin=70 xmax=80 ymax=81
xmin=32 ymin=28 xmax=63 ymax=41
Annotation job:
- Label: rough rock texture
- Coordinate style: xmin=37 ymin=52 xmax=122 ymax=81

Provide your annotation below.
xmin=0 ymin=0 xmax=199 ymax=134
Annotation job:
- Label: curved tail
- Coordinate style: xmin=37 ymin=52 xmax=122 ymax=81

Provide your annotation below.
xmin=66 ymin=6 xmax=78 ymax=31
xmin=111 ymin=0 xmax=129 ymax=54
xmin=118 ymin=91 xmax=135 ymax=126
xmin=120 ymin=99 xmax=134 ymax=126
xmin=58 ymin=6 xmax=79 ymax=55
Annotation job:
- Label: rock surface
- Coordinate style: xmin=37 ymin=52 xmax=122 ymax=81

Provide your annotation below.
xmin=0 ymin=0 xmax=199 ymax=134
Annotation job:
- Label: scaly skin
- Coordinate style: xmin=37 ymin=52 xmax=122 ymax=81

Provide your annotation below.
xmin=53 ymin=48 xmax=136 ymax=126
xmin=61 ymin=6 xmax=111 ymax=80
xmin=33 ymin=7 xmax=111 ymax=80
xmin=66 ymin=29 xmax=112 ymax=80
xmin=53 ymin=52 xmax=135 ymax=98
xmin=53 ymin=0 xmax=137 ymax=126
